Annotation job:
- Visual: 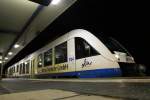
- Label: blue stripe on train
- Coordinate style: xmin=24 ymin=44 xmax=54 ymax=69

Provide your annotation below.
xmin=78 ymin=68 xmax=122 ymax=78
xmin=35 ymin=68 xmax=122 ymax=78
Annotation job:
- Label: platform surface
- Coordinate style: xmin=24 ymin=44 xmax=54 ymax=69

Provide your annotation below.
xmin=0 ymin=78 xmax=150 ymax=100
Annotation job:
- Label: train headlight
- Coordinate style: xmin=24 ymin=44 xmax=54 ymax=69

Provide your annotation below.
xmin=115 ymin=54 xmax=119 ymax=59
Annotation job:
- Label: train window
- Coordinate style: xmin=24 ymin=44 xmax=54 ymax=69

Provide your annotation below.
xmin=55 ymin=42 xmax=67 ymax=64
xmin=25 ymin=61 xmax=30 ymax=74
xmin=10 ymin=68 xmax=12 ymax=74
xmin=11 ymin=68 xmax=13 ymax=74
xmin=23 ymin=63 xmax=25 ymax=74
xmin=44 ymin=49 xmax=52 ymax=66
xmin=13 ymin=66 xmax=15 ymax=73
xmin=8 ymin=69 xmax=10 ymax=75
xmin=10 ymin=68 xmax=12 ymax=75
xmin=37 ymin=54 xmax=43 ymax=67
xmin=20 ymin=63 xmax=22 ymax=74
xmin=12 ymin=66 xmax=14 ymax=73
xmin=17 ymin=65 xmax=19 ymax=72
xmin=94 ymin=33 xmax=130 ymax=56
xmin=75 ymin=37 xmax=100 ymax=59
xmin=10 ymin=69 xmax=11 ymax=75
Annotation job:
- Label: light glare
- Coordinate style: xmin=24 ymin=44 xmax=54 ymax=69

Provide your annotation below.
xmin=14 ymin=44 xmax=20 ymax=48
xmin=8 ymin=52 xmax=13 ymax=55
xmin=51 ymin=0 xmax=61 ymax=5
xmin=25 ymin=62 xmax=27 ymax=64
xmin=5 ymin=57 xmax=8 ymax=60
xmin=115 ymin=55 xmax=119 ymax=59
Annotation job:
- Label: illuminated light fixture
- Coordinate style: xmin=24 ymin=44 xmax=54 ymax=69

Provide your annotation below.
xmin=8 ymin=52 xmax=13 ymax=55
xmin=25 ymin=62 xmax=27 ymax=65
xmin=14 ymin=44 xmax=20 ymax=48
xmin=5 ymin=57 xmax=8 ymax=60
xmin=0 ymin=61 xmax=2 ymax=64
xmin=39 ymin=63 xmax=42 ymax=65
xmin=51 ymin=0 xmax=61 ymax=5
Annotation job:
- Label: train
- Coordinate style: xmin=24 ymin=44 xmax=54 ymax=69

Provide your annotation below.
xmin=7 ymin=29 xmax=141 ymax=78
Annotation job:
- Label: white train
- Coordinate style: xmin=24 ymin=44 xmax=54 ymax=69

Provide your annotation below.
xmin=7 ymin=29 xmax=137 ymax=78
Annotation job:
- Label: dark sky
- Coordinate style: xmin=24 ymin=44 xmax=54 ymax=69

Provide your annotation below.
xmin=105 ymin=1 xmax=149 ymax=66
xmin=5 ymin=0 xmax=149 ymax=73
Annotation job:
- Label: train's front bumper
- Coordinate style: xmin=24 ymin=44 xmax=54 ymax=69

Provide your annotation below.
xmin=119 ymin=62 xmax=146 ymax=76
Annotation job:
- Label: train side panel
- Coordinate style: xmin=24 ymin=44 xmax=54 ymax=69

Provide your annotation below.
xmin=7 ymin=29 xmax=124 ymax=78
xmin=75 ymin=56 xmax=121 ymax=78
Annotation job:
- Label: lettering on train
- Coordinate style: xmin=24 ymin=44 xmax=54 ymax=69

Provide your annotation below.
xmin=41 ymin=64 xmax=68 ymax=72
xmin=69 ymin=57 xmax=74 ymax=62
xmin=82 ymin=59 xmax=92 ymax=68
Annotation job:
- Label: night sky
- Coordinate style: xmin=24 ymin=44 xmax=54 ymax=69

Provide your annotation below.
xmin=105 ymin=1 xmax=149 ymax=69
xmin=5 ymin=0 xmax=149 ymax=74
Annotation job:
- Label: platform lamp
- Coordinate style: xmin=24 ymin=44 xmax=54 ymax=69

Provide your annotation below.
xmin=29 ymin=0 xmax=52 ymax=6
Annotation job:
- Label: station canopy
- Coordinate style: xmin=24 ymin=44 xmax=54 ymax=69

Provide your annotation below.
xmin=0 ymin=0 xmax=77 ymax=65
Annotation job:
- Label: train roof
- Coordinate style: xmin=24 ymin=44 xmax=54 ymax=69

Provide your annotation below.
xmin=9 ymin=29 xmax=116 ymax=68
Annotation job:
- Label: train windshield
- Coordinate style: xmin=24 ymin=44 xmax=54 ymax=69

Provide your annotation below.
xmin=94 ymin=33 xmax=131 ymax=56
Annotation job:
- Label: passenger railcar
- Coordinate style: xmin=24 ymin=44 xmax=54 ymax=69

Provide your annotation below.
xmin=7 ymin=29 xmax=138 ymax=78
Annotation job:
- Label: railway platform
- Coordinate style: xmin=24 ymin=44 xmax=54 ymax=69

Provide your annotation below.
xmin=0 ymin=78 xmax=150 ymax=100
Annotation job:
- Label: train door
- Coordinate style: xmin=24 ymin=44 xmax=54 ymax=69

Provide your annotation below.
xmin=54 ymin=41 xmax=70 ymax=77
xmin=30 ymin=59 xmax=35 ymax=78
xmin=75 ymin=37 xmax=101 ymax=78
xmin=67 ymin=39 xmax=76 ymax=76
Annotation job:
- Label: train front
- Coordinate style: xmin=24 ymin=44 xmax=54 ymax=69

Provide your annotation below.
xmin=96 ymin=34 xmax=146 ymax=76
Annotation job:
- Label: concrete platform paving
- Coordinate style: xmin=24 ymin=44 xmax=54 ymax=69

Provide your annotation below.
xmin=1 ymin=78 xmax=150 ymax=100
xmin=0 ymin=89 xmax=121 ymax=100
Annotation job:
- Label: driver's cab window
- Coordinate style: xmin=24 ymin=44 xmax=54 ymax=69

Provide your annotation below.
xmin=75 ymin=37 xmax=100 ymax=59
